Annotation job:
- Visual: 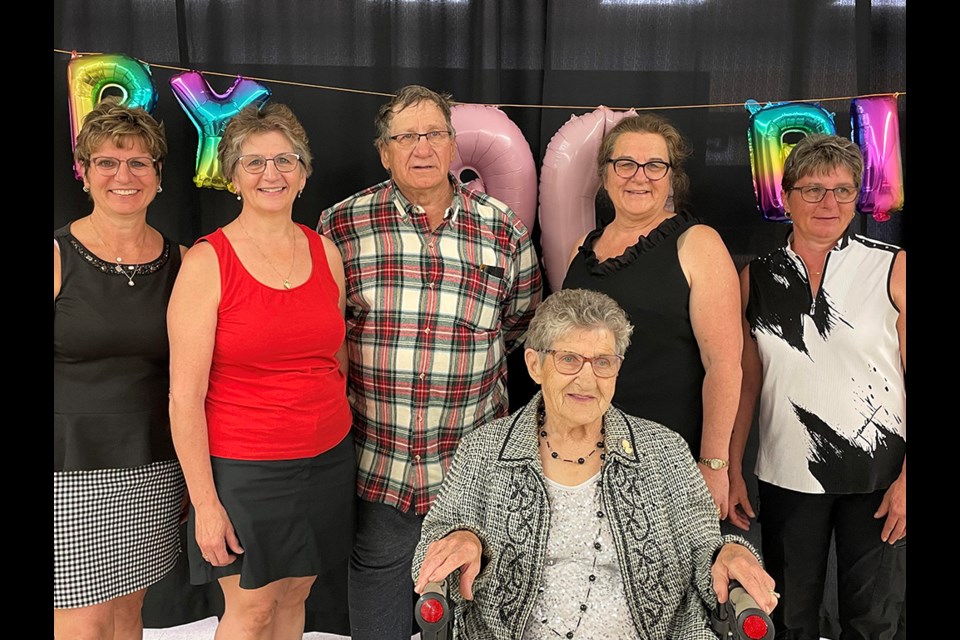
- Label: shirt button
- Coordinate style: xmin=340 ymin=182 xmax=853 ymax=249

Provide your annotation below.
xmin=426 ymin=282 xmax=435 ymax=288
xmin=414 ymin=454 xmax=421 ymax=461
xmin=428 ymin=242 xmax=435 ymax=249
xmin=419 ymin=373 xmax=426 ymax=380
xmin=424 ymin=327 xmax=431 ymax=334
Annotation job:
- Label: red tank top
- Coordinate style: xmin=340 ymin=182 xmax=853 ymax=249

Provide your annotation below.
xmin=201 ymin=224 xmax=351 ymax=460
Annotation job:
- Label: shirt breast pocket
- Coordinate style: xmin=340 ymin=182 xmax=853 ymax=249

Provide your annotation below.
xmin=455 ymin=264 xmax=505 ymax=332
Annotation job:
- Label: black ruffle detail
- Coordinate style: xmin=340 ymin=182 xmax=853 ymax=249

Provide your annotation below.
xmin=576 ymin=212 xmax=702 ymax=277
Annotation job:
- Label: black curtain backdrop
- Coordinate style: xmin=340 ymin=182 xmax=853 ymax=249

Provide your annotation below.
xmin=53 ymin=1 xmax=906 ymax=634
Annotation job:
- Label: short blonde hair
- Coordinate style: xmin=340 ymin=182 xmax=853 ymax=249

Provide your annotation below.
xmin=74 ymin=97 xmax=167 ymax=175
xmin=218 ymin=103 xmax=313 ymax=182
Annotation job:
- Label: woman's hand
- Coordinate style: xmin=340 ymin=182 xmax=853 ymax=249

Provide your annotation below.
xmin=415 ymin=530 xmax=483 ymax=600
xmin=712 ymin=543 xmax=778 ymax=614
xmin=194 ymin=501 xmax=244 ymax=567
xmin=726 ymin=471 xmax=756 ymax=531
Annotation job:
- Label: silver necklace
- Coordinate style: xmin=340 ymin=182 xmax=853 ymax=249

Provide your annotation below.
xmin=238 ymin=217 xmax=297 ymax=289
xmin=89 ymin=217 xmax=146 ymax=287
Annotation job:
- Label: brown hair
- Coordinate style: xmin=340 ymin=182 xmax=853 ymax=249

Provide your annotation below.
xmin=781 ymin=134 xmax=864 ymax=192
xmin=374 ymin=85 xmax=455 ymax=150
xmin=597 ymin=114 xmax=692 ymax=212
xmin=218 ymin=102 xmax=313 ymax=182
xmin=74 ymin=96 xmax=167 ymax=175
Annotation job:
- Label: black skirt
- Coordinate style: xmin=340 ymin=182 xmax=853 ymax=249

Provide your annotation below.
xmin=187 ymin=433 xmax=356 ymax=589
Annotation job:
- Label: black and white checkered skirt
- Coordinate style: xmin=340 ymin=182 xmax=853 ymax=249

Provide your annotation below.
xmin=53 ymin=460 xmax=185 ymax=609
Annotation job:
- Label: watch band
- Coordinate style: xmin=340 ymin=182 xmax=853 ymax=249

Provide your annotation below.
xmin=697 ymin=457 xmax=729 ymax=470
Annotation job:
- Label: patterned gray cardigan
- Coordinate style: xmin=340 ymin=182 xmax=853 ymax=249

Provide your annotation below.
xmin=413 ymin=392 xmax=757 ymax=639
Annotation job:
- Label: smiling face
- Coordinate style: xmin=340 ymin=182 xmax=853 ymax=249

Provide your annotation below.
xmin=525 ymin=327 xmax=619 ymax=434
xmin=232 ymin=130 xmax=306 ymax=216
xmin=602 ymin=131 xmax=672 ymax=222
xmin=378 ymin=100 xmax=456 ymax=202
xmin=782 ymin=166 xmax=858 ymax=245
xmin=83 ymin=137 xmax=159 ymax=220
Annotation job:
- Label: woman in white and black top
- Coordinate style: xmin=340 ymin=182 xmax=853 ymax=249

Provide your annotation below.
xmin=728 ymin=134 xmax=906 ymax=640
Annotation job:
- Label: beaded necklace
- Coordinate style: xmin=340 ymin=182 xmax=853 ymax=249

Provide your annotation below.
xmin=535 ymin=401 xmax=609 ymax=638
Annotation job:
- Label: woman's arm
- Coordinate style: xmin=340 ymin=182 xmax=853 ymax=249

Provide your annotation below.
xmin=54 ymin=240 xmax=62 ymax=300
xmin=678 ymin=225 xmax=743 ymax=518
xmin=168 ymin=242 xmax=243 ymax=566
xmin=875 ymin=250 xmax=906 ymax=543
xmin=727 ymin=266 xmax=762 ymax=531
xmin=321 ymin=234 xmax=349 ymax=375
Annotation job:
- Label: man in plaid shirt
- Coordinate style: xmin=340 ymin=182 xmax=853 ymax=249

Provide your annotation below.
xmin=318 ymin=85 xmax=542 ymax=640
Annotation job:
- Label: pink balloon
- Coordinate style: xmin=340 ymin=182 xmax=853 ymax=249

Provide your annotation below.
xmin=851 ymin=96 xmax=904 ymax=222
xmin=538 ymin=107 xmax=636 ymax=293
xmin=450 ymin=104 xmax=537 ymax=231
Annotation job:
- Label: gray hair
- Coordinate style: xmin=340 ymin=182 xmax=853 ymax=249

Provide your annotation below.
xmin=374 ymin=85 xmax=455 ymax=151
xmin=525 ymin=289 xmax=633 ymax=356
xmin=782 ymin=134 xmax=864 ymax=192
xmin=218 ymin=102 xmax=313 ymax=183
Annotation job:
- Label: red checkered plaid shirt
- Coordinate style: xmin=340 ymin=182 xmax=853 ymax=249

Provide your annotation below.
xmin=319 ymin=177 xmax=542 ymax=515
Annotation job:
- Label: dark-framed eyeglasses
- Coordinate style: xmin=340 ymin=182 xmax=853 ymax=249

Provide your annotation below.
xmin=238 ymin=153 xmax=303 ymax=174
xmin=89 ymin=156 xmax=157 ymax=177
xmin=539 ymin=349 xmax=624 ymax=378
xmin=787 ymin=185 xmax=859 ymax=204
xmin=606 ymin=158 xmax=672 ymax=181
xmin=387 ymin=130 xmax=452 ymax=149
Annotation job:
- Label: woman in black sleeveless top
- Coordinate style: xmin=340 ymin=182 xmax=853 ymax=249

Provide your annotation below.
xmin=54 ymin=98 xmax=185 ymax=638
xmin=563 ymin=114 xmax=741 ymax=519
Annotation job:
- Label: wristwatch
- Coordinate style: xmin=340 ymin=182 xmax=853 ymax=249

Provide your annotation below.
xmin=697 ymin=457 xmax=729 ymax=470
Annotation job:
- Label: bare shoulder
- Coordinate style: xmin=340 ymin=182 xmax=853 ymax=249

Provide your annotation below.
xmin=177 ymin=241 xmax=220 ymax=286
xmin=319 ymin=234 xmax=343 ymax=262
xmin=677 ymin=223 xmax=736 ymax=284
xmin=677 ymin=223 xmax=726 ymax=254
xmin=566 ymin=232 xmax=589 ymax=269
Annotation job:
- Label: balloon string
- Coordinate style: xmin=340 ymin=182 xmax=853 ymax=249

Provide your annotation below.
xmin=54 ymin=49 xmax=905 ymax=112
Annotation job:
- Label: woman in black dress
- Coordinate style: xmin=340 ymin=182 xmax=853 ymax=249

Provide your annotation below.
xmin=563 ymin=114 xmax=742 ymax=519
xmin=54 ymin=97 xmax=185 ymax=639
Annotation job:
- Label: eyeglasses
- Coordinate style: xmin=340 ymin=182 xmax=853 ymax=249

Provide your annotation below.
xmin=238 ymin=153 xmax=303 ymax=174
xmin=539 ymin=349 xmax=624 ymax=378
xmin=787 ymin=185 xmax=859 ymax=204
xmin=606 ymin=158 xmax=672 ymax=181
xmin=387 ymin=130 xmax=452 ymax=149
xmin=89 ymin=156 xmax=157 ymax=177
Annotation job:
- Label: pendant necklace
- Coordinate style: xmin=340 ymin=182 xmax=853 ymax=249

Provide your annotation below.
xmin=89 ymin=217 xmax=146 ymax=287
xmin=238 ymin=216 xmax=297 ymax=289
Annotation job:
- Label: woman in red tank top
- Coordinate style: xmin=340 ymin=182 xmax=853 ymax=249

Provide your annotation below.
xmin=168 ymin=103 xmax=354 ymax=639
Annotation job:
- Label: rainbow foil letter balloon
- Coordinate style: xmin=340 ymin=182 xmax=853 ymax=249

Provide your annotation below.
xmin=67 ymin=53 xmax=159 ymax=179
xmin=169 ymin=71 xmax=272 ymax=190
xmin=851 ymin=96 xmax=904 ymax=222
xmin=746 ymin=100 xmax=837 ymax=222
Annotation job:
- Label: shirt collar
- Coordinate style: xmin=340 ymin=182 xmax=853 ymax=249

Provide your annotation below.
xmin=390 ymin=174 xmax=464 ymax=226
xmin=783 ymin=223 xmax=854 ymax=257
